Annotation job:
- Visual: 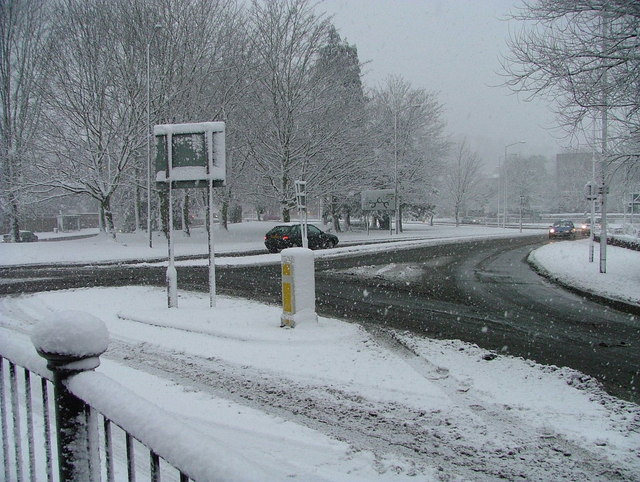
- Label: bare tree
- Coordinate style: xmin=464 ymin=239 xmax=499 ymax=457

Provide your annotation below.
xmin=502 ymin=0 xmax=639 ymax=166
xmin=443 ymin=140 xmax=483 ymax=226
xmin=243 ymin=0 xmax=345 ymax=222
xmin=32 ymin=0 xmax=147 ymax=238
xmin=368 ymin=76 xmax=448 ymax=231
xmin=0 ymin=0 xmax=48 ymax=240
xmin=27 ymin=0 xmax=247 ymax=238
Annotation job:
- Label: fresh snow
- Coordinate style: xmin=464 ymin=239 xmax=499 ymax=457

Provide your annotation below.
xmin=31 ymin=310 xmax=109 ymax=358
xmin=1 ymin=221 xmax=639 ymax=479
xmin=529 ymin=238 xmax=640 ymax=307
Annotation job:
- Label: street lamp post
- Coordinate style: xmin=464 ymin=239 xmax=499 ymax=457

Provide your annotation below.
xmin=393 ymin=111 xmax=398 ymax=234
xmin=393 ymin=104 xmax=421 ymax=235
xmin=519 ymin=195 xmax=525 ymax=233
xmin=146 ymin=24 xmax=162 ymax=248
xmin=503 ymin=141 xmax=526 ymax=228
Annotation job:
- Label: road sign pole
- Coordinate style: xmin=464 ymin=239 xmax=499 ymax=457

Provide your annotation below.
xmin=208 ymin=178 xmax=216 ymax=307
xmin=295 ymin=181 xmax=308 ymax=249
xmin=585 ymin=181 xmax=597 ymax=263
xmin=590 ymin=197 xmax=596 ymax=263
xmin=599 ymin=183 xmax=607 ymax=274
xmin=167 ymin=182 xmax=177 ymax=308
xmin=166 ymin=134 xmax=177 ymax=308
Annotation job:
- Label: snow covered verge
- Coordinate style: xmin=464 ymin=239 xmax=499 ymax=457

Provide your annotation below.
xmin=1 ymin=287 xmax=638 ymax=480
xmin=528 ymin=238 xmax=640 ymax=308
xmin=0 ymin=221 xmax=537 ymax=267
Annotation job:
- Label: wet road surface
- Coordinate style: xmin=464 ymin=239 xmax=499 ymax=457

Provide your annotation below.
xmin=1 ymin=235 xmax=638 ymax=401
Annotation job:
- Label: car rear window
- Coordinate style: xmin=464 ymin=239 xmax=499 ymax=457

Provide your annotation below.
xmin=269 ymin=226 xmax=292 ymax=235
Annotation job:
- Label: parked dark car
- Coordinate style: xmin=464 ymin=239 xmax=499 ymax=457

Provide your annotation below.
xmin=2 ymin=230 xmax=38 ymax=243
xmin=264 ymin=223 xmax=338 ymax=253
xmin=548 ymin=220 xmax=576 ymax=239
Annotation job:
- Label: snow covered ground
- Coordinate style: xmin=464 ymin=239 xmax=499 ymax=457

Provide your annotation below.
xmin=1 ymin=221 xmax=639 ymax=480
xmin=1 ymin=221 xmax=534 ymax=266
xmin=528 ymin=238 xmax=640 ymax=309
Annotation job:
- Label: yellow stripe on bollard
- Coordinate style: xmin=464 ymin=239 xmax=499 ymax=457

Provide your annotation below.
xmin=282 ymin=263 xmax=291 ymax=276
xmin=282 ymin=282 xmax=293 ymax=313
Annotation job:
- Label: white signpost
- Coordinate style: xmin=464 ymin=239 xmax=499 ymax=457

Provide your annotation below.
xmin=585 ymin=181 xmax=597 ymax=263
xmin=294 ymin=180 xmax=308 ymax=249
xmin=155 ymin=122 xmax=226 ymax=308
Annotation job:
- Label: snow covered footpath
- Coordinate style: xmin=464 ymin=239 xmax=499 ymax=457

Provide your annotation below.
xmin=529 ymin=238 xmax=640 ymax=308
xmin=2 ymin=287 xmax=639 ymax=480
xmin=1 ymin=222 xmax=639 ymax=479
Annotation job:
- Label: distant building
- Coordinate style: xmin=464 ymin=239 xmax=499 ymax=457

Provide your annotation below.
xmin=555 ymin=152 xmax=594 ymax=212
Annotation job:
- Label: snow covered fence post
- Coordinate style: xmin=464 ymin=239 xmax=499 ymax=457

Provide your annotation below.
xmin=280 ymin=248 xmax=317 ymax=328
xmin=31 ymin=311 xmax=109 ymax=481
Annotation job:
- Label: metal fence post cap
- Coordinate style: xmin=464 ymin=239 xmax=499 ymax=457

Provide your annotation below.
xmin=31 ymin=310 xmax=109 ymax=373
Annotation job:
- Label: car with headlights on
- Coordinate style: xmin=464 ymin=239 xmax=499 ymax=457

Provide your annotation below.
xmin=577 ymin=220 xmax=591 ymax=236
xmin=548 ymin=220 xmax=576 ymax=240
xmin=264 ymin=223 xmax=338 ymax=252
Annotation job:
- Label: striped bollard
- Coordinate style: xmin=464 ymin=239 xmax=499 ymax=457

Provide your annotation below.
xmin=280 ymin=248 xmax=317 ymax=328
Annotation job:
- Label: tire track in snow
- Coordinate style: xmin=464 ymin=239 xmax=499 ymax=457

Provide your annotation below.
xmin=1 ymin=295 xmax=636 ymax=480
xmin=103 ymin=326 xmax=634 ymax=481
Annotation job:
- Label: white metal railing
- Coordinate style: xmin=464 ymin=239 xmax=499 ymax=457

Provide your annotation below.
xmin=0 ymin=321 xmax=252 ymax=481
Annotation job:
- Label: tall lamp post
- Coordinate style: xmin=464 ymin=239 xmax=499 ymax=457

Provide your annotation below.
xmin=146 ymin=24 xmax=162 ymax=248
xmin=393 ymin=104 xmax=422 ymax=234
xmin=503 ymin=141 xmax=525 ymax=228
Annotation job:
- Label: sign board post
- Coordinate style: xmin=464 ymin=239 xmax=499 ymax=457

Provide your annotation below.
xmin=630 ymin=192 xmax=639 ymax=225
xmin=295 ymin=180 xmax=308 ymax=249
xmin=155 ymin=122 xmax=226 ymax=308
xmin=585 ymin=181 xmax=597 ymax=263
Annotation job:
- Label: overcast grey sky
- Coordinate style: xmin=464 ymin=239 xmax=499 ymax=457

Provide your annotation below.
xmin=320 ymin=0 xmax=566 ymax=170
